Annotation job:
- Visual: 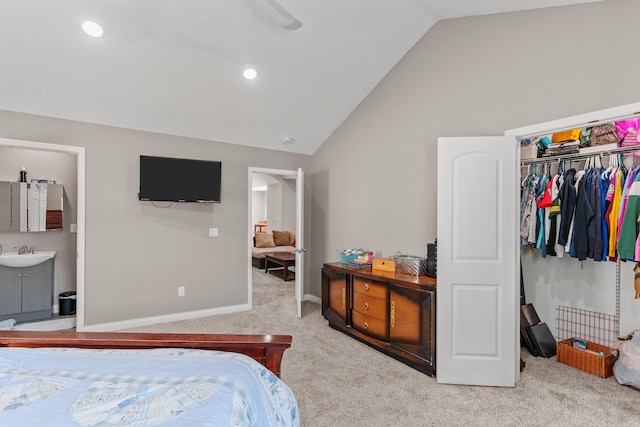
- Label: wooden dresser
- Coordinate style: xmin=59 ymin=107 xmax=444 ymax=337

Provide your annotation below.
xmin=322 ymin=262 xmax=437 ymax=376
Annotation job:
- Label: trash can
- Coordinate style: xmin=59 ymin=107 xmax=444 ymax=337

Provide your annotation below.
xmin=59 ymin=291 xmax=76 ymax=316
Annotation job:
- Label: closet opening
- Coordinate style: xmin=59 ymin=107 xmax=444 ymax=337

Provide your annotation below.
xmin=436 ymin=102 xmax=640 ymax=387
xmin=508 ymin=104 xmax=640 ymax=365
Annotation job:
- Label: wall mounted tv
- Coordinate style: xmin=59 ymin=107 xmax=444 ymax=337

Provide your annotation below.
xmin=138 ymin=155 xmax=222 ymax=203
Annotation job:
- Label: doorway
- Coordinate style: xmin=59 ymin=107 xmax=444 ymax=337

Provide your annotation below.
xmin=248 ymin=167 xmax=304 ymax=317
xmin=0 ymin=138 xmax=86 ymax=330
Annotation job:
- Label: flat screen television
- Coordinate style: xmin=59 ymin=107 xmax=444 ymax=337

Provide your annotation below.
xmin=138 ymin=155 xmax=222 ymax=203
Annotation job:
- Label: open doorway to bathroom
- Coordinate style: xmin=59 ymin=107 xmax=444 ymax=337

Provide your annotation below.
xmin=0 ymin=138 xmax=85 ymax=331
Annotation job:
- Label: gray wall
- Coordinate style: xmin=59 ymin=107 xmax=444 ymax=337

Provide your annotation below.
xmin=251 ymin=190 xmax=266 ymax=227
xmin=267 ymin=176 xmax=296 ymax=232
xmin=0 ymin=111 xmax=311 ymax=326
xmin=309 ymin=0 xmax=640 ymax=332
xmin=280 ymin=178 xmax=296 ymax=231
xmin=266 ymin=182 xmax=282 ymax=232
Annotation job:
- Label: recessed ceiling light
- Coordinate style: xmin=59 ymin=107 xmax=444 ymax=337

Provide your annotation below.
xmin=82 ymin=21 xmax=105 ymax=38
xmin=243 ymin=68 xmax=258 ymax=80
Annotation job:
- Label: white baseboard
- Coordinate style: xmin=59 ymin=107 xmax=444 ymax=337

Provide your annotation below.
xmin=304 ymin=294 xmax=321 ymax=304
xmin=81 ymin=304 xmax=251 ymax=332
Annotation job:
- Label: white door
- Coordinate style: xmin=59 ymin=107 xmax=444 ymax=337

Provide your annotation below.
xmin=294 ymin=168 xmax=304 ymax=318
xmin=436 ymin=136 xmax=519 ymax=387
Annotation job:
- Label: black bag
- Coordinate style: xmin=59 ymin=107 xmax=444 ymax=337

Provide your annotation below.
xmin=520 ymin=304 xmax=539 ymax=356
xmin=526 ymin=323 xmax=557 ymax=358
xmin=520 ymin=303 xmax=556 ymax=358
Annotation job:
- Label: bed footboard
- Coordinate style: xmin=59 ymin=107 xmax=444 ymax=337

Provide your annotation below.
xmin=0 ymin=331 xmax=292 ymax=377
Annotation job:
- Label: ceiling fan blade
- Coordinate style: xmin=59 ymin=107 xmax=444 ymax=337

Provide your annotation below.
xmin=253 ymin=0 xmax=302 ymax=30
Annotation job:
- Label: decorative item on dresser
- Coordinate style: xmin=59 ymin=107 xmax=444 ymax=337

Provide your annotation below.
xmin=321 ymin=262 xmax=436 ymax=376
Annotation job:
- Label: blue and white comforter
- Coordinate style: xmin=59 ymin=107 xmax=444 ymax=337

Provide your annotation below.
xmin=0 ymin=347 xmax=299 ymax=426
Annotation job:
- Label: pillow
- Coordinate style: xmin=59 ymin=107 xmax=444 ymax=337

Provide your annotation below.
xmin=289 ymin=230 xmax=296 ymax=245
xmin=255 ymin=233 xmax=275 ymax=248
xmin=273 ymin=230 xmax=290 ymax=246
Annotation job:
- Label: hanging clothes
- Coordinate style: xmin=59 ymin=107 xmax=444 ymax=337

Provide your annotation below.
xmin=558 ymin=168 xmax=577 ymax=247
xmin=572 ymin=170 xmax=594 ymax=261
xmin=588 ymin=165 xmax=603 ymax=261
xmin=616 ymin=166 xmax=638 ymax=245
xmin=600 ymin=168 xmax=611 ymax=260
xmin=553 ymin=174 xmax=566 ymax=257
xmin=618 ymin=170 xmax=640 ymax=260
xmin=545 ymin=176 xmax=559 ymax=257
xmin=608 ymin=168 xmax=624 ymax=260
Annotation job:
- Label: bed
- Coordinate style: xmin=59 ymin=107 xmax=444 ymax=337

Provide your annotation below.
xmin=0 ymin=331 xmax=298 ymax=426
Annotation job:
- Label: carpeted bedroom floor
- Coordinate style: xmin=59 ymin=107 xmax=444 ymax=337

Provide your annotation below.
xmin=125 ymin=268 xmax=640 ymax=427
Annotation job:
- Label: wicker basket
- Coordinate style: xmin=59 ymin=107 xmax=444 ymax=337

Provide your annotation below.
xmin=394 ymin=254 xmax=428 ymax=276
xmin=556 ymin=338 xmax=614 ymax=378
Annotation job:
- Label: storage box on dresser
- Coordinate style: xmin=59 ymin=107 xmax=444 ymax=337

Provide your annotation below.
xmin=321 ymin=262 xmax=437 ymax=376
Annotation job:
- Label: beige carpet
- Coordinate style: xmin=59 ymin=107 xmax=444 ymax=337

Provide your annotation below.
xmin=126 ymin=269 xmax=640 ymax=426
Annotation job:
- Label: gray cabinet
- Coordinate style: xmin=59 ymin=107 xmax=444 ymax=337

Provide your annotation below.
xmin=0 ymin=259 xmax=54 ymax=322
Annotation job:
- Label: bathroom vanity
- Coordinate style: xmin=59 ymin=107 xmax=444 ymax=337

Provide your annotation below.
xmin=0 ymin=252 xmax=56 ymax=322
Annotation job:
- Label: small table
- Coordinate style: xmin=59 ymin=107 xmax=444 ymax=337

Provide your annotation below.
xmin=265 ymin=253 xmax=296 ymax=281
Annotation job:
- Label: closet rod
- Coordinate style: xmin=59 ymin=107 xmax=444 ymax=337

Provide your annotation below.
xmin=520 ymin=143 xmax=640 ymax=166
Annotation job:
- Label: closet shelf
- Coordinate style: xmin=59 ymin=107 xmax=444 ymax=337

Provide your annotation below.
xmin=521 ymin=143 xmax=640 ymax=166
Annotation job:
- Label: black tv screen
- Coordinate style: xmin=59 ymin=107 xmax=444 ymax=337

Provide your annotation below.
xmin=138 ymin=155 xmax=222 ymax=203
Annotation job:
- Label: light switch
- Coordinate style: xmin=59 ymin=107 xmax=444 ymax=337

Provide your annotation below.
xmin=209 ymin=228 xmax=218 ymax=237
xmin=70 ymin=224 xmax=77 ymax=234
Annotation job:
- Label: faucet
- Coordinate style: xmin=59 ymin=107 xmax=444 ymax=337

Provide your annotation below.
xmin=17 ymin=245 xmax=34 ymax=254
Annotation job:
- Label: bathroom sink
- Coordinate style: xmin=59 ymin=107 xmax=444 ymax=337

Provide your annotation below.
xmin=0 ymin=251 xmax=56 ymax=268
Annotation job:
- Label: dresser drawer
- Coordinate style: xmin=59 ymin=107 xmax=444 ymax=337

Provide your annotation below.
xmin=353 ymin=277 xmax=387 ymax=299
xmin=352 ymin=292 xmax=388 ymax=321
xmin=352 ymin=310 xmax=388 ymax=341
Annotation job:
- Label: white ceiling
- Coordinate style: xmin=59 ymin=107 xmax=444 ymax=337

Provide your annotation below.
xmin=0 ymin=0 xmax=602 ymax=155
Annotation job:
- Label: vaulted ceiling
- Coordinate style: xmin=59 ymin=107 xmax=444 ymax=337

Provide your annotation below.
xmin=0 ymin=0 xmax=602 ymax=154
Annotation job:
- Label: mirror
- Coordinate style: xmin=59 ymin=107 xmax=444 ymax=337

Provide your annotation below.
xmin=0 ymin=181 xmax=11 ymax=231
xmin=0 ymin=181 xmax=64 ymax=232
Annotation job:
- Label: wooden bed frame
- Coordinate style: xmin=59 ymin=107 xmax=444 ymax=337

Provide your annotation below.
xmin=0 ymin=331 xmax=292 ymax=377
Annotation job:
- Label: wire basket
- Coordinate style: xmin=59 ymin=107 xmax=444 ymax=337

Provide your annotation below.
xmin=393 ymin=254 xmax=428 ymax=276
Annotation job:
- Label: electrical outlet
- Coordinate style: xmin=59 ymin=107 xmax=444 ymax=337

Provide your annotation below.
xmin=178 ymin=286 xmax=185 ymax=297
xmin=209 ymin=227 xmax=218 ymax=237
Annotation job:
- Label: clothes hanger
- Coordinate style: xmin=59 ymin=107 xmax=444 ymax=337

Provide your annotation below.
xmin=521 ymin=164 xmax=531 ymax=188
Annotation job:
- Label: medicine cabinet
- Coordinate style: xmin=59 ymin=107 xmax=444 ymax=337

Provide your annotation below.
xmin=0 ymin=181 xmax=64 ymax=232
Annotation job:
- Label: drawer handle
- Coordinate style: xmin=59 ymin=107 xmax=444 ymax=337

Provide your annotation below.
xmin=364 ymin=302 xmax=369 ymax=310
xmin=364 ymin=283 xmax=369 ymax=291
xmin=390 ymin=300 xmax=396 ymax=328
xmin=363 ymin=322 xmax=369 ymax=330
